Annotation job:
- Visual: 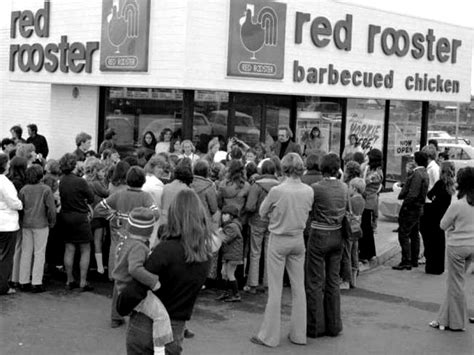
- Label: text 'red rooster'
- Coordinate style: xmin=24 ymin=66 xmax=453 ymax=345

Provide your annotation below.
xmin=107 ymin=0 xmax=139 ymax=53
xmin=239 ymin=4 xmax=278 ymax=60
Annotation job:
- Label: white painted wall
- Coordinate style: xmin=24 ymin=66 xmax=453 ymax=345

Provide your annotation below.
xmin=49 ymin=85 xmax=99 ymax=159
xmin=5 ymin=0 xmax=473 ymax=102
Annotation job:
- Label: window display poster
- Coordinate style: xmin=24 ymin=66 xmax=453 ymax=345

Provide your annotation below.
xmin=346 ymin=114 xmax=383 ymax=153
xmin=296 ymin=118 xmax=330 ymax=153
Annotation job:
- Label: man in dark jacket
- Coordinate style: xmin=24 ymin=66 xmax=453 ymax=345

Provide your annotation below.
xmin=26 ymin=124 xmax=49 ymax=159
xmin=393 ymin=151 xmax=429 ymax=270
xmin=271 ymin=126 xmax=301 ymax=159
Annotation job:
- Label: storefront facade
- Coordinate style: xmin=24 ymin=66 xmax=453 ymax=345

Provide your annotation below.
xmin=5 ymin=0 xmax=473 ymax=182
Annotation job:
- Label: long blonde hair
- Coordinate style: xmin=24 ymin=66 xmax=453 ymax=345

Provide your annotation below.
xmin=165 ymin=189 xmax=212 ymax=263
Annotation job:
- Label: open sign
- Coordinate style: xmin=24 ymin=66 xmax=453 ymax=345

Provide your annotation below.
xmin=395 ymin=140 xmax=413 ymax=156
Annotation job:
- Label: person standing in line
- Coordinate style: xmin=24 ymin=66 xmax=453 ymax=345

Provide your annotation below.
xmin=190 ymin=159 xmax=218 ymax=222
xmin=18 ymin=165 xmax=56 ymax=293
xmin=84 ymin=157 xmax=109 ymax=275
xmin=215 ymin=205 xmax=243 ymax=303
xmin=425 ymin=161 xmax=455 ymax=275
xmin=359 ymin=149 xmax=383 ymax=265
xmin=1 ymin=138 xmax=16 ymax=157
xmin=159 ymin=159 xmax=193 ymax=227
xmin=419 ymin=145 xmax=440 ymax=266
xmin=179 ymin=140 xmax=200 ymax=165
xmin=301 ymin=154 xmax=323 ymax=186
xmin=244 ymin=159 xmax=279 ymax=294
xmin=73 ymin=132 xmax=92 ymax=162
xmin=251 ymin=153 xmax=313 ymax=347
xmin=94 ymin=166 xmax=160 ymax=328
xmin=26 ymin=124 xmax=49 ymax=159
xmin=393 ymin=151 xmax=429 ymax=270
xmin=0 ymin=153 xmax=23 ymax=295
xmin=120 ymin=189 xmax=212 ymax=355
xmin=6 ymin=156 xmax=27 ymax=289
xmin=57 ymin=153 xmax=95 ymax=291
xmin=305 ymin=153 xmax=348 ymax=338
xmin=429 ymin=167 xmax=474 ymax=331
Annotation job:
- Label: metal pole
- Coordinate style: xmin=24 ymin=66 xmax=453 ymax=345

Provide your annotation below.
xmin=455 ymin=102 xmax=460 ymax=142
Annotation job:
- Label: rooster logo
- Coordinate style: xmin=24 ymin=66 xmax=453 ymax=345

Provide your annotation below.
xmin=106 ymin=0 xmax=139 ymax=53
xmin=239 ymin=4 xmax=278 ymax=60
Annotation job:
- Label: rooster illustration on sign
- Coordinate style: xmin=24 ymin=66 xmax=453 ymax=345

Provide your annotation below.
xmin=239 ymin=4 xmax=278 ymax=60
xmin=107 ymin=0 xmax=139 ymax=53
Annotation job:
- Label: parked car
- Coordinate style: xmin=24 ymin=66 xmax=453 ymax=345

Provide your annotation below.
xmin=439 ymin=143 xmax=474 ymax=172
xmin=141 ymin=113 xmax=212 ymax=142
xmin=208 ymin=110 xmax=260 ymax=146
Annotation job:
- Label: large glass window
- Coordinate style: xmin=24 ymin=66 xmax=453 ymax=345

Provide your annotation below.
xmin=104 ymin=88 xmax=183 ymax=155
xmin=297 ymin=97 xmax=342 ymax=156
xmin=233 ymin=94 xmax=265 ymax=148
xmin=193 ymin=90 xmax=229 ymax=153
xmin=386 ymin=100 xmax=422 ymax=182
xmin=345 ymin=98 xmax=385 ymax=160
xmin=427 ymin=98 xmax=474 ymax=174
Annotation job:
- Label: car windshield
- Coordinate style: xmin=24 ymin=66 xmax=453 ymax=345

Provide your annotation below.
xmin=235 ymin=115 xmax=252 ymax=126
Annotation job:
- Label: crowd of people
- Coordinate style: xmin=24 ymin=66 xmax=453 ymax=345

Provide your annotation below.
xmin=1 ymin=123 xmax=474 ymax=353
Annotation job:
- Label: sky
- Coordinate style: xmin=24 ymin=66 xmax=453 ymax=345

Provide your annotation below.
xmin=336 ymin=0 xmax=474 ymax=96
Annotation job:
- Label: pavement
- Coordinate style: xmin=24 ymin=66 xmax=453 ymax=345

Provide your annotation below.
xmin=2 ymin=259 xmax=474 ymax=355
xmin=3 ymin=208 xmax=474 ymax=355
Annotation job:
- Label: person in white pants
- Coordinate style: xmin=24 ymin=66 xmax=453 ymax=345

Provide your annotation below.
xmin=18 ymin=165 xmax=56 ymax=293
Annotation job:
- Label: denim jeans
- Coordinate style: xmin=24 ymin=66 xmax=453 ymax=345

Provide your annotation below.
xmin=340 ymin=239 xmax=358 ymax=284
xmin=127 ymin=311 xmax=185 ymax=355
xmin=247 ymin=223 xmax=269 ymax=287
xmin=19 ymin=227 xmax=49 ymax=285
xmin=306 ymin=228 xmax=343 ymax=337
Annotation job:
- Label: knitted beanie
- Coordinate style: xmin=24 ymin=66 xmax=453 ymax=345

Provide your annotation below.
xmin=126 ymin=207 xmax=155 ymax=237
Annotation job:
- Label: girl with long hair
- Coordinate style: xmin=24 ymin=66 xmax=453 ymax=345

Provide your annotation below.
xmin=430 ymin=167 xmax=474 ymax=331
xmin=425 ymin=161 xmax=456 ymax=275
xmin=217 ymin=160 xmax=250 ymax=218
xmin=155 ymin=129 xmax=173 ymax=154
xmin=123 ymin=189 xmax=211 ymax=354
xmin=359 ymin=148 xmax=383 ymax=264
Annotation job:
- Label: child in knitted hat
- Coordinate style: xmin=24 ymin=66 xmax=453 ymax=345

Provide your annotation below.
xmin=215 ymin=205 xmax=243 ymax=302
xmin=112 ymin=207 xmax=172 ymax=355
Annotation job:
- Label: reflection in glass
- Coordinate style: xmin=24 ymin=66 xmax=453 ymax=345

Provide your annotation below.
xmin=345 ymin=99 xmax=385 ymax=159
xmin=297 ymin=98 xmax=342 ymax=157
xmin=386 ymin=100 xmax=422 ymax=182
xmin=104 ymin=88 xmax=183 ymax=156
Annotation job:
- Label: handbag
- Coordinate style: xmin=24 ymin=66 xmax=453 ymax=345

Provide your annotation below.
xmin=342 ymin=193 xmax=362 ymax=240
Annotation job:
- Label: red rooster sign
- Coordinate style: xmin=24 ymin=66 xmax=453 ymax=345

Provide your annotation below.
xmin=239 ymin=4 xmax=278 ymax=60
xmin=106 ymin=0 xmax=139 ymax=53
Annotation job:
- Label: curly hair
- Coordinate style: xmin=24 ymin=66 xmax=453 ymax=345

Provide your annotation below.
xmin=226 ymin=160 xmax=246 ymax=188
xmin=343 ymin=161 xmax=361 ymax=183
xmin=456 ymin=167 xmax=474 ymax=206
xmin=159 ymin=128 xmax=173 ymax=142
xmin=84 ymin=157 xmax=105 ymax=180
xmin=25 ymin=165 xmax=44 ymax=184
xmin=59 ymin=153 xmax=78 ymax=175
xmin=45 ymin=159 xmax=61 ymax=175
xmin=15 ymin=143 xmax=36 ymax=160
xmin=440 ymin=161 xmax=456 ymax=196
